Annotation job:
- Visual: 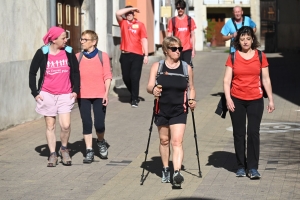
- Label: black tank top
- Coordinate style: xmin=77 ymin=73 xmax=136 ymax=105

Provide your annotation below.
xmin=156 ymin=61 xmax=188 ymax=117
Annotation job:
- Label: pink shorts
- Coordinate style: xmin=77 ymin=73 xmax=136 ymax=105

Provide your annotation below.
xmin=35 ymin=91 xmax=75 ymax=116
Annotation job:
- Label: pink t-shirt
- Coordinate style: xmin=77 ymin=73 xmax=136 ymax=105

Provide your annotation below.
xmin=76 ymin=52 xmax=112 ymax=98
xmin=42 ymin=50 xmax=72 ymax=94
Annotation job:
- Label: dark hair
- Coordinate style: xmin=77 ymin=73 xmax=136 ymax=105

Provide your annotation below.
xmin=175 ymin=0 xmax=186 ymax=8
xmin=233 ymin=26 xmax=260 ymax=51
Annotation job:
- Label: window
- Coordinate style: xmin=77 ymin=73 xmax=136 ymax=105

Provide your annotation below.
xmin=74 ymin=7 xmax=79 ymax=26
xmin=57 ymin=3 xmax=62 ymax=25
xmin=66 ymin=5 xmax=71 ymax=25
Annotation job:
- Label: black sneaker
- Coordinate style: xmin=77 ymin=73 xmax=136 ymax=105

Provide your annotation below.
xmin=161 ymin=167 xmax=170 ymax=183
xmin=83 ymin=149 xmax=94 ymax=163
xmin=131 ymin=100 xmax=138 ymax=108
xmin=173 ymin=170 xmax=184 ymax=187
xmin=97 ymin=139 xmax=108 ymax=159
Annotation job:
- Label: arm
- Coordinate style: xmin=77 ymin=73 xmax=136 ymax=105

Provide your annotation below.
xmin=147 ymin=62 xmax=162 ymax=96
xmin=191 ymin=31 xmax=196 ymax=58
xmin=222 ymin=34 xmax=235 ymax=42
xmin=102 ymin=52 xmax=113 ymax=106
xmin=223 ymin=66 xmax=235 ymax=112
xmin=141 ymin=38 xmax=148 ymax=64
xmin=115 ymin=7 xmax=139 ymax=22
xmin=261 ymin=67 xmax=275 ymax=113
xmin=188 ymin=65 xmax=196 ymax=109
xmin=167 ymin=18 xmax=172 ymax=37
xmin=71 ymin=51 xmax=80 ymax=98
xmin=29 ymin=49 xmax=43 ymax=98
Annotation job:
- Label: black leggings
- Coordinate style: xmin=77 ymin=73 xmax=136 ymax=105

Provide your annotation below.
xmin=78 ymin=98 xmax=106 ymax=134
xmin=119 ymin=53 xmax=144 ymax=101
xmin=180 ymin=49 xmax=193 ymax=67
xmin=229 ymin=96 xmax=264 ymax=170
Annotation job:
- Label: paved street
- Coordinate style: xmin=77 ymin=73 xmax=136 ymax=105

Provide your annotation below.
xmin=0 ymin=50 xmax=300 ymax=200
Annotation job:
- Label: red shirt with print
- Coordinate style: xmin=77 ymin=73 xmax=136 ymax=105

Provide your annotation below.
xmin=119 ymin=18 xmax=147 ymax=55
xmin=167 ymin=15 xmax=196 ymax=51
xmin=225 ymin=50 xmax=269 ymax=100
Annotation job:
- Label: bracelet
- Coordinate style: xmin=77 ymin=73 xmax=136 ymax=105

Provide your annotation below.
xmin=152 ymin=85 xmax=157 ymax=94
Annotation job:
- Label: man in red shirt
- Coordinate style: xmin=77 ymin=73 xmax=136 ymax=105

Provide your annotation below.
xmin=116 ymin=6 xmax=148 ymax=108
xmin=167 ymin=0 xmax=196 ymax=67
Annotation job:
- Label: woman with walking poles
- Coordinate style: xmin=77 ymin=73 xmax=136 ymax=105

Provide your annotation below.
xmin=29 ymin=26 xmax=80 ymax=167
xmin=146 ymin=36 xmax=196 ymax=187
xmin=223 ymin=26 xmax=275 ymax=179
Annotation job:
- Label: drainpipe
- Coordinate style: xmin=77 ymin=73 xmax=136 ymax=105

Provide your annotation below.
xmin=154 ymin=0 xmax=160 ymax=46
xmin=50 ymin=0 xmax=56 ymax=27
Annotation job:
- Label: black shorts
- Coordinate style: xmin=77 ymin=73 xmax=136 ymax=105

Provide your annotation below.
xmin=154 ymin=112 xmax=187 ymax=126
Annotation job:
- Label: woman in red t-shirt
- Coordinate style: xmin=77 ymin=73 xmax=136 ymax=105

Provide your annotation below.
xmin=223 ymin=26 xmax=275 ymax=179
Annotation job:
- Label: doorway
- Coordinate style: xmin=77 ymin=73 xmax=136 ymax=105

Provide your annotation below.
xmin=56 ymin=0 xmax=81 ymax=53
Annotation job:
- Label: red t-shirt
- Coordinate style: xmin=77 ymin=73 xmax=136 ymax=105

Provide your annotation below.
xmin=167 ymin=15 xmax=196 ymax=51
xmin=225 ymin=50 xmax=269 ymax=100
xmin=76 ymin=52 xmax=112 ymax=98
xmin=119 ymin=19 xmax=147 ymax=55
xmin=42 ymin=50 xmax=72 ymax=94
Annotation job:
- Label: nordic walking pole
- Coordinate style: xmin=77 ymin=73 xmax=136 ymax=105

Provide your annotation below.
xmin=140 ymin=85 xmax=162 ymax=185
xmin=189 ymin=100 xmax=202 ymax=178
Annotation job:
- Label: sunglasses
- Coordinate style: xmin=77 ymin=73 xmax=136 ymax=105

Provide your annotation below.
xmin=167 ymin=46 xmax=183 ymax=52
xmin=176 ymin=7 xmax=185 ymax=10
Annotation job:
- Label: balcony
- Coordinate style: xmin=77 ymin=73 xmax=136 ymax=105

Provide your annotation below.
xmin=203 ymin=0 xmax=250 ymax=6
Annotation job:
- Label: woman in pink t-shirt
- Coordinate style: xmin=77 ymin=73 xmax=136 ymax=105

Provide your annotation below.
xmin=76 ymin=30 xmax=112 ymax=163
xmin=223 ymin=26 xmax=275 ymax=179
xmin=29 ymin=26 xmax=80 ymax=167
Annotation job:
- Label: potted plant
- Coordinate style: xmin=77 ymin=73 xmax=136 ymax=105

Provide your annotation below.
xmin=206 ymin=19 xmax=217 ymax=47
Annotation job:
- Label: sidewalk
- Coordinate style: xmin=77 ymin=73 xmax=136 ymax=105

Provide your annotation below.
xmin=0 ymin=51 xmax=300 ymax=200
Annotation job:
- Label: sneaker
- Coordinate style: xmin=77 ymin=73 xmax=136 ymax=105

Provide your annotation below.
xmin=248 ymin=169 xmax=261 ymax=179
xmin=47 ymin=154 xmax=58 ymax=167
xmin=131 ymin=100 xmax=138 ymax=108
xmin=162 ymin=167 xmax=170 ymax=183
xmin=59 ymin=148 xmax=72 ymax=166
xmin=173 ymin=170 xmax=184 ymax=187
xmin=97 ymin=139 xmax=108 ymax=159
xmin=236 ymin=168 xmax=246 ymax=177
xmin=83 ymin=149 xmax=94 ymax=164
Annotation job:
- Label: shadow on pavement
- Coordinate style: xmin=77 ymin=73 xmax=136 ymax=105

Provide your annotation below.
xmin=206 ymin=151 xmax=236 ymax=173
xmin=113 ymin=86 xmax=146 ymax=103
xmin=267 ymin=52 xmax=300 ymax=106
xmin=34 ymin=138 xmax=109 ymax=160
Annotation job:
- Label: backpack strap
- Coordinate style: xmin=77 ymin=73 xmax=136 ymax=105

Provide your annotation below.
xmin=156 ymin=60 xmax=165 ymax=85
xmin=232 ymin=17 xmax=245 ymax=32
xmin=172 ymin=17 xmax=176 ymax=34
xmin=230 ymin=52 xmax=235 ymax=65
xmin=257 ymin=50 xmax=262 ymax=64
xmin=78 ymin=50 xmax=103 ymax=66
xmin=187 ymin=16 xmax=191 ymax=32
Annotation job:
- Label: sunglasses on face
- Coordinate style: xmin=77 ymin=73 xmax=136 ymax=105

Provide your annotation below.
xmin=176 ymin=7 xmax=185 ymax=10
xmin=167 ymin=46 xmax=183 ymax=52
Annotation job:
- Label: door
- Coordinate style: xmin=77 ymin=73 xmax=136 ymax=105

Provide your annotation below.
xmin=57 ymin=0 xmax=81 ymax=53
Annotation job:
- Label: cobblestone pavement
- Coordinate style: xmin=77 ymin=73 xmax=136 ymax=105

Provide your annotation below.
xmin=0 ymin=51 xmax=299 ymax=200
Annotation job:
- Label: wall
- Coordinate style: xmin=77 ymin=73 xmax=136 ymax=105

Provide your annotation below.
xmin=277 ymin=0 xmax=300 ymax=51
xmin=0 ymin=0 xmax=48 ymax=130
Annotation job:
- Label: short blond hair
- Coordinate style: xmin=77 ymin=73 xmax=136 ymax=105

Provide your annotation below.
xmin=162 ymin=36 xmax=182 ymax=55
xmin=81 ymin=30 xmax=98 ymax=47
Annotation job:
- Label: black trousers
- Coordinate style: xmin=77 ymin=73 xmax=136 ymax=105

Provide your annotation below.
xmin=180 ymin=49 xmax=193 ymax=67
xmin=119 ymin=53 xmax=144 ymax=101
xmin=229 ymin=96 xmax=264 ymax=170
xmin=77 ymin=98 xmax=106 ymax=134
